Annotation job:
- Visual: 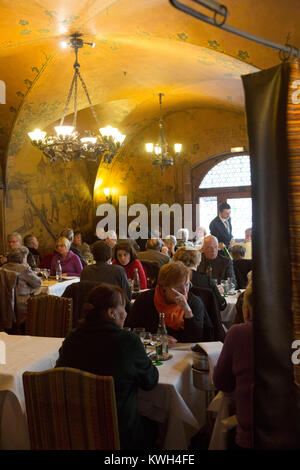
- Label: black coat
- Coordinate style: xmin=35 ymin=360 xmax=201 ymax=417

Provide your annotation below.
xmin=80 ymin=262 xmax=132 ymax=300
xmin=233 ymin=259 xmax=252 ymax=289
xmin=209 ymin=216 xmax=233 ymax=247
xmin=127 ymin=289 xmax=214 ymax=342
xmin=198 ymin=253 xmax=237 ymax=287
xmin=191 ymin=270 xmax=227 ymax=311
xmin=56 ymin=320 xmax=158 ymax=449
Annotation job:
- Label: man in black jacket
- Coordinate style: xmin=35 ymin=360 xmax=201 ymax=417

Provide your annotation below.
xmin=198 ymin=235 xmax=237 ymax=287
xmin=209 ymin=202 xmax=233 ymax=248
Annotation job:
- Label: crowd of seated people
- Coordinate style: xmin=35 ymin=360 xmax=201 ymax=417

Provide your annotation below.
xmin=0 ymin=221 xmax=255 ymax=450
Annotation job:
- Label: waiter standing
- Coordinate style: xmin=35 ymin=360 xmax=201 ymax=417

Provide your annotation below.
xmin=209 ymin=202 xmax=233 ymax=248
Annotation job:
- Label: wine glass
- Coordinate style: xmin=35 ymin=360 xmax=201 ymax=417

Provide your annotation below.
xmin=133 ymin=328 xmax=145 ymax=343
xmin=142 ymin=332 xmax=152 ymax=353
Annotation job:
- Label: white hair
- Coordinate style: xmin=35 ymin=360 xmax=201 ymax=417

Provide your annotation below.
xmin=176 ymin=228 xmax=189 ymax=241
xmin=164 ymin=235 xmax=177 ymax=245
xmin=106 ymin=230 xmax=117 ymax=240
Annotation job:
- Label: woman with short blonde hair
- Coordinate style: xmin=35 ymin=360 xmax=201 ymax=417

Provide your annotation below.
xmin=173 ymin=247 xmax=201 ymax=268
xmin=127 ymin=261 xmax=213 ymax=342
xmin=50 ymin=236 xmax=83 ymax=277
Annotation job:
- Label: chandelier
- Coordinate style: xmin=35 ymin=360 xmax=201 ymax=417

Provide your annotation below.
xmin=28 ymin=33 xmax=126 ymax=164
xmin=145 ymin=93 xmax=182 ymax=174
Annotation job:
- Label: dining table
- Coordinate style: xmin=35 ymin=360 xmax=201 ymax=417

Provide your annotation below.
xmin=34 ymin=277 xmax=80 ymax=297
xmin=0 ymin=334 xmax=206 ymax=450
xmin=220 ymin=291 xmax=244 ymax=328
xmin=138 ymin=343 xmax=207 ymax=450
xmin=0 ymin=332 xmax=63 ymax=449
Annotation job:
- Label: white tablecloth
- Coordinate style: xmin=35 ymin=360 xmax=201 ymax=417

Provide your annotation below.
xmin=35 ymin=278 xmax=80 ymax=297
xmin=208 ymin=391 xmax=237 ymax=450
xmin=220 ymin=292 xmax=241 ymax=327
xmin=0 ymin=332 xmax=63 ymax=449
xmin=138 ymin=344 xmax=207 ymax=450
xmin=0 ymin=337 xmax=205 ymax=450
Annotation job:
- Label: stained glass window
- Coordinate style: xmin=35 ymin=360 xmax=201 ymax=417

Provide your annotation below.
xmin=199 ymin=155 xmax=251 ymax=189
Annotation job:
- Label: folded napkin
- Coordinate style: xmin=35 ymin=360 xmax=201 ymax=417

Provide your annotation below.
xmin=194 ymin=341 xmax=223 ymax=384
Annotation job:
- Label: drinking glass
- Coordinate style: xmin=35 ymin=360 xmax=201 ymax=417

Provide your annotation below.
xmin=142 ymin=332 xmax=152 ymax=353
xmin=123 ymin=327 xmax=131 ymax=332
xmin=133 ymin=327 xmax=145 ymax=337
xmin=43 ymin=269 xmax=50 ymax=281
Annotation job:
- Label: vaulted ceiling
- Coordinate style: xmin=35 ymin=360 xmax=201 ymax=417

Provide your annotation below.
xmin=1 ymin=0 xmax=299 ymax=182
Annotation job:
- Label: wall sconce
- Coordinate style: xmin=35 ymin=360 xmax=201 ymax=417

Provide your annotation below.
xmin=103 ymin=187 xmax=112 ymax=204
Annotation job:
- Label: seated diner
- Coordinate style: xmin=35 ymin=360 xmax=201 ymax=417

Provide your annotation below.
xmin=56 ymin=283 xmax=159 ymax=450
xmin=127 ymin=261 xmax=214 ymax=342
xmin=50 ymin=236 xmax=83 ymax=277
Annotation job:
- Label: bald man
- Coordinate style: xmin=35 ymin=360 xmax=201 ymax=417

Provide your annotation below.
xmin=137 ymin=238 xmax=169 ymax=268
xmin=198 ymin=235 xmax=236 ymax=287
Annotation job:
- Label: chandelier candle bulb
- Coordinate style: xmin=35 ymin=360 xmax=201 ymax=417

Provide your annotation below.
xmin=174 ymin=143 xmax=182 ymax=153
xmin=54 ymin=126 xmax=74 ymax=137
xmin=28 ymin=129 xmax=47 ymax=142
xmin=146 ymin=143 xmax=154 ymax=152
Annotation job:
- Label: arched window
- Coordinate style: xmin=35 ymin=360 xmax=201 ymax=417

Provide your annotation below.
xmin=192 ymin=153 xmax=252 ymax=240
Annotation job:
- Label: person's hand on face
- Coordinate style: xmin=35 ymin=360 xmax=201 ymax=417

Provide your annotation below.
xmin=165 ymin=280 xmax=193 ymax=318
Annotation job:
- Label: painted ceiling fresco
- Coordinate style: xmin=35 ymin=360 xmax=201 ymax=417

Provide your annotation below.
xmin=1 ymin=0 xmax=300 ymax=180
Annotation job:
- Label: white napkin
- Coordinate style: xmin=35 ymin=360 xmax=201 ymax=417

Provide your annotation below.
xmin=196 ymin=341 xmax=223 ymax=384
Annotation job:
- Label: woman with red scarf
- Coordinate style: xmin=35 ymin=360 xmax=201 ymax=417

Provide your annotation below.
xmin=127 ymin=261 xmax=214 ymax=342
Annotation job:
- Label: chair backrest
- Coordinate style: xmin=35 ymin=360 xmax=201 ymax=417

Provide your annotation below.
xmin=190 ymin=286 xmax=226 ymax=342
xmin=0 ymin=267 xmax=18 ymax=330
xmin=61 ymin=280 xmax=100 ymax=327
xmin=26 ymin=295 xmax=72 ymax=337
xmin=23 ymin=367 xmax=120 ymax=450
xmin=141 ymin=261 xmax=160 ymax=288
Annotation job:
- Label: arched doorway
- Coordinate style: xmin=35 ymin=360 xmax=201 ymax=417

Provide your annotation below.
xmin=192 ymin=152 xmax=252 ymax=240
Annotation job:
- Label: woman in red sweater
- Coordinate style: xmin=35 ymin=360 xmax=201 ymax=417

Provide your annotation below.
xmin=113 ymin=241 xmax=147 ymax=290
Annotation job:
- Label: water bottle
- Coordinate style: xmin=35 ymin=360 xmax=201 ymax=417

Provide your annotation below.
xmin=157 ymin=313 xmax=169 ymax=359
xmin=56 ymin=260 xmax=62 ymax=281
xmin=133 ymin=268 xmax=140 ymax=293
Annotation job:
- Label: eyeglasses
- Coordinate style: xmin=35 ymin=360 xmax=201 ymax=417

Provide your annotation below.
xmin=171 ymin=281 xmax=192 ymax=291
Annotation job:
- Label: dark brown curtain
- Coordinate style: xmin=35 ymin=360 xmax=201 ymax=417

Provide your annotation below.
xmin=242 ymin=62 xmax=300 ymax=449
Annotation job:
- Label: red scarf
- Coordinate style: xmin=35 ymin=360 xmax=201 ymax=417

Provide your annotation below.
xmin=154 ymin=285 xmax=185 ymax=331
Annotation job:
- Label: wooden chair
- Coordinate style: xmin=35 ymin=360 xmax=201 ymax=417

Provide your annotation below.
xmin=23 ymin=367 xmax=120 ymax=450
xmin=26 ymin=295 xmax=72 ymax=337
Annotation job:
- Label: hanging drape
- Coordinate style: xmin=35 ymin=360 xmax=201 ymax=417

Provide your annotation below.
xmin=242 ymin=61 xmax=300 ymax=449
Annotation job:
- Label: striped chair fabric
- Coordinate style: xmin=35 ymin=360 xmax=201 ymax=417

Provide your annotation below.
xmin=23 ymin=367 xmax=120 ymax=450
xmin=26 ymin=295 xmax=72 ymax=338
